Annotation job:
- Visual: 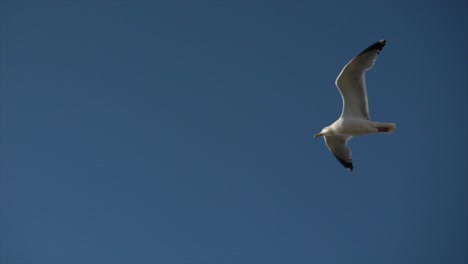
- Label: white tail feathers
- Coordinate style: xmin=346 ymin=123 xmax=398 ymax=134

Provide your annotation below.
xmin=374 ymin=122 xmax=396 ymax=133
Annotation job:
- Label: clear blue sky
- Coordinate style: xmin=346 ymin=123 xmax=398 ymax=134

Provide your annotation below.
xmin=1 ymin=1 xmax=467 ymax=264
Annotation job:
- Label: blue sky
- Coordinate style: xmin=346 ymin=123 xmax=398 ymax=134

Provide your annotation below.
xmin=1 ymin=1 xmax=467 ymax=263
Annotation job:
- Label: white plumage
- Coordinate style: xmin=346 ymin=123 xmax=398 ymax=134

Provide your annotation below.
xmin=315 ymin=39 xmax=396 ymax=171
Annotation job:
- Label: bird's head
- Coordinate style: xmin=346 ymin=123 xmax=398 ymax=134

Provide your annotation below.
xmin=314 ymin=126 xmax=329 ymax=138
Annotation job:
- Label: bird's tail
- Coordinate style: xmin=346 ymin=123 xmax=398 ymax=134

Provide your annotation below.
xmin=374 ymin=122 xmax=396 ymax=133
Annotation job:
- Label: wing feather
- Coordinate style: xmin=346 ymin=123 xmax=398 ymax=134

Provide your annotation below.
xmin=324 ymin=135 xmax=353 ymax=171
xmin=335 ymin=39 xmax=386 ymax=120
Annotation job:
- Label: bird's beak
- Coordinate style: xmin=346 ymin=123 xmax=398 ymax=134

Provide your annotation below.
xmin=314 ymin=133 xmax=323 ymax=138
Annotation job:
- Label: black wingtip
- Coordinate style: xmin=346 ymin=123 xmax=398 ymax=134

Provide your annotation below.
xmin=358 ymin=39 xmax=387 ymax=56
xmin=333 ymin=154 xmax=354 ymax=172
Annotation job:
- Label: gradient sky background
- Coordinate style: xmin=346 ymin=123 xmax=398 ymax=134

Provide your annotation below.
xmin=1 ymin=1 xmax=467 ymax=264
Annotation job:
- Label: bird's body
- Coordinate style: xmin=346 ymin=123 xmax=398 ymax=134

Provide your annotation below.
xmin=315 ymin=39 xmax=395 ymax=171
xmin=328 ymin=117 xmax=378 ymax=136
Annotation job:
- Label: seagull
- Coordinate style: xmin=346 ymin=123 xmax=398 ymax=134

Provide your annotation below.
xmin=314 ymin=39 xmax=396 ymax=171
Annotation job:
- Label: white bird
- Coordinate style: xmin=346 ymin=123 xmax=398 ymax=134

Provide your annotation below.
xmin=314 ymin=39 xmax=395 ymax=171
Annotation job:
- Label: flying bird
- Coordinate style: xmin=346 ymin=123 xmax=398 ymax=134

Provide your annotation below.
xmin=314 ymin=39 xmax=395 ymax=171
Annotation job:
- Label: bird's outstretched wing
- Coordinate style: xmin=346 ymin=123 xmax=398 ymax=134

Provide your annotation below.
xmin=335 ymin=39 xmax=386 ymax=120
xmin=324 ymin=135 xmax=353 ymax=171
